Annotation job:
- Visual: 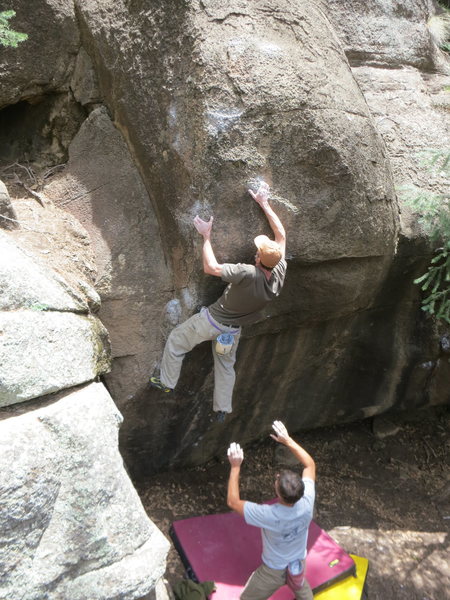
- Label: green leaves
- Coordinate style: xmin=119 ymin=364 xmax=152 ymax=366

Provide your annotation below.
xmin=412 ymin=242 xmax=450 ymax=324
xmin=29 ymin=303 xmax=50 ymax=312
xmin=399 ymin=150 xmax=450 ymax=324
xmin=0 ymin=10 xmax=28 ymax=48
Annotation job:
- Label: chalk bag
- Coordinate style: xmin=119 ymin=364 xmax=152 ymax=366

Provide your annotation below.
xmin=215 ymin=333 xmax=235 ymax=355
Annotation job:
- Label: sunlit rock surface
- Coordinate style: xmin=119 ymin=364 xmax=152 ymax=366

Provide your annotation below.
xmin=0 ymin=232 xmax=110 ymax=408
xmin=0 ymin=383 xmax=170 ymax=600
xmin=0 ymin=0 xmax=447 ymax=477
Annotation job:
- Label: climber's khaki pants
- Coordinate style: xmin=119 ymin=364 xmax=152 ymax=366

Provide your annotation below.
xmin=240 ymin=563 xmax=313 ymax=600
xmin=160 ymin=309 xmax=241 ymax=413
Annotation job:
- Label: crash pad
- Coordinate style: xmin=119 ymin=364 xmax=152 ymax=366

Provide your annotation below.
xmin=171 ymin=507 xmax=357 ymax=599
xmin=315 ymin=555 xmax=368 ymax=600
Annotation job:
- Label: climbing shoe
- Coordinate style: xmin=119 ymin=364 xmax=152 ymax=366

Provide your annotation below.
xmin=216 ymin=410 xmax=227 ymax=423
xmin=150 ymin=376 xmax=172 ymax=393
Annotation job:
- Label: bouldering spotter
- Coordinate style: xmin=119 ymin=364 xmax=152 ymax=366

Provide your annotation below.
xmin=227 ymin=420 xmax=316 ymax=599
xmin=150 ymin=182 xmax=287 ymax=422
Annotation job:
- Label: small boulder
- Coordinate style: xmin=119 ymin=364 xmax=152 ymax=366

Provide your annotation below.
xmin=372 ymin=416 xmax=401 ymax=439
xmin=0 ymin=180 xmax=18 ymax=230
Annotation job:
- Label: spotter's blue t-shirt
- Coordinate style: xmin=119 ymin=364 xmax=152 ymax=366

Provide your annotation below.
xmin=243 ymin=478 xmax=315 ymax=569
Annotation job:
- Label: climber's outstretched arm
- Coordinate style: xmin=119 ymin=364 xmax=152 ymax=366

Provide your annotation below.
xmin=193 ymin=215 xmax=223 ymax=277
xmin=249 ymin=183 xmax=286 ymax=259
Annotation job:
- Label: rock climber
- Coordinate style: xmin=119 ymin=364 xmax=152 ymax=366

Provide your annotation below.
xmin=227 ymin=420 xmax=315 ymax=600
xmin=150 ymin=181 xmax=287 ymax=422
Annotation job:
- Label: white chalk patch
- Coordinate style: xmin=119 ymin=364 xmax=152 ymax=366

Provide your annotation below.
xmin=190 ymin=200 xmax=211 ymax=221
xmin=270 ymin=193 xmax=299 ymax=214
xmin=168 ymin=102 xmax=177 ymax=127
xmin=172 ymin=132 xmax=182 ymax=154
xmin=165 ymin=299 xmax=182 ymax=326
xmin=206 ymin=107 xmax=243 ymax=136
xmin=256 ymin=41 xmax=284 ymax=57
xmin=247 ymin=177 xmax=267 ymax=193
xmin=227 ymin=37 xmax=247 ymax=58
xmin=181 ymin=287 xmax=196 ymax=311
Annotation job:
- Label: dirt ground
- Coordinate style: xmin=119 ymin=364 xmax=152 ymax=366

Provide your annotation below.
xmin=137 ymin=406 xmax=450 ymax=600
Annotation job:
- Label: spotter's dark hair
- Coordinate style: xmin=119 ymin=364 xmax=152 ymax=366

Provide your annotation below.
xmin=278 ymin=470 xmax=304 ymax=504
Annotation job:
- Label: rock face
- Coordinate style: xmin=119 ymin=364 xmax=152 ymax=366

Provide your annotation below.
xmin=0 ymin=382 xmax=170 ymax=600
xmin=322 ymin=0 xmax=440 ymax=69
xmin=0 ymin=230 xmax=91 ymax=312
xmin=66 ymin=0 xmax=402 ymax=474
xmin=0 ymin=231 xmax=110 ymax=407
xmin=0 ymin=0 xmax=78 ymax=108
xmin=44 ymin=106 xmax=173 ymax=409
xmin=0 ymin=189 xmax=170 ymax=597
xmin=0 ymin=0 xmax=448 ymax=480
xmin=324 ymin=0 xmax=450 ymax=412
xmin=0 ymin=181 xmax=18 ymax=229
xmin=0 ymin=1 xmax=449 ymax=598
xmin=0 ymin=0 xmax=84 ymax=168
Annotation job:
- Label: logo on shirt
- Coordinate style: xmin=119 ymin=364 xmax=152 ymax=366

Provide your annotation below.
xmin=282 ymin=526 xmax=300 ymax=541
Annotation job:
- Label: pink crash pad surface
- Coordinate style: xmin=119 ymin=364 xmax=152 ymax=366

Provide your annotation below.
xmin=171 ymin=508 xmax=355 ymax=600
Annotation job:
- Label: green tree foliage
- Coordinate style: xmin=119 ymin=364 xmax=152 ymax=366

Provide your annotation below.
xmin=401 ymin=151 xmax=450 ymax=324
xmin=0 ymin=10 xmax=28 ymax=48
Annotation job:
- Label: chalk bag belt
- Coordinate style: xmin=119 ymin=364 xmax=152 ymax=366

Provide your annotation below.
xmin=205 ymin=309 xmax=239 ymax=334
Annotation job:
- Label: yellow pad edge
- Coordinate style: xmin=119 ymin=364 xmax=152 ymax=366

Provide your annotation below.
xmin=314 ymin=554 xmax=369 ymax=599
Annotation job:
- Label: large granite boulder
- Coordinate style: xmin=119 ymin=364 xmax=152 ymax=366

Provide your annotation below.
xmin=0 ymin=230 xmax=90 ymax=312
xmin=76 ymin=0 xmax=398 ymax=268
xmin=0 ymin=1 xmax=85 ymax=168
xmin=0 ymin=180 xmax=18 ymax=229
xmin=0 ymin=0 xmax=78 ymax=108
xmin=0 ymin=188 xmax=171 ymax=598
xmin=323 ymin=0 xmax=441 ymax=70
xmin=0 ymin=0 xmax=447 ymax=478
xmin=0 ymin=382 xmax=170 ymax=600
xmin=66 ymin=0 xmax=401 ymax=473
xmin=324 ymin=0 xmax=450 ymax=412
xmin=44 ymin=106 xmax=174 ymax=408
xmin=324 ymin=0 xmax=450 ymax=206
xmin=0 ymin=310 xmax=109 ymax=407
xmin=0 ymin=231 xmax=110 ymax=407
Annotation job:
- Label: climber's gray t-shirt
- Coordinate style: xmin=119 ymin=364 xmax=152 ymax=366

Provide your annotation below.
xmin=243 ymin=478 xmax=315 ymax=569
xmin=208 ymin=259 xmax=287 ymax=326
